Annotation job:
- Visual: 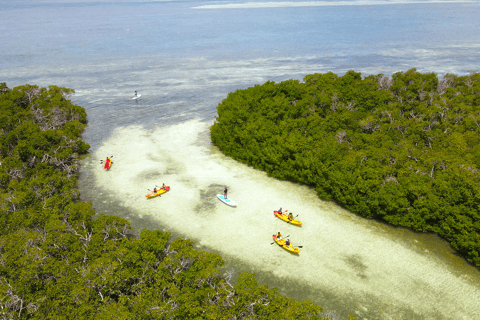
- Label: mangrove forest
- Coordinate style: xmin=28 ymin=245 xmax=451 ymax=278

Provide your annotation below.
xmin=0 ymin=83 xmax=345 ymax=319
xmin=211 ymin=69 xmax=480 ymax=267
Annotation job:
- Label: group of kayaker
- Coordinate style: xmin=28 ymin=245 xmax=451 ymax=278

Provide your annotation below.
xmin=276 ymin=207 xmax=294 ymax=248
xmin=277 ymin=207 xmax=295 ymax=221
xmin=102 ymin=156 xmax=169 ymax=197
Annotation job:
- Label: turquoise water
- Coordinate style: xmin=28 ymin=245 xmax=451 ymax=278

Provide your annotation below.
xmin=2 ymin=1 xmax=480 ymax=149
xmin=3 ymin=1 xmax=480 ymax=144
xmin=2 ymin=1 xmax=480 ymax=318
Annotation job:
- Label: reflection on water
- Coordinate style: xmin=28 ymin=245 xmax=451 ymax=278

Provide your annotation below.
xmin=78 ymin=120 xmax=480 ymax=320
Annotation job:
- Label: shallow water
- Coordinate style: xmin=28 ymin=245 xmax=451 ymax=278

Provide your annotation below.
xmin=79 ymin=120 xmax=480 ymax=319
xmin=3 ymin=0 xmax=480 ymax=318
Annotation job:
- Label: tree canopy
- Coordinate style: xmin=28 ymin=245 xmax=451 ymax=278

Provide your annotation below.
xmin=211 ymin=69 xmax=480 ymax=267
xmin=0 ymin=83 xmax=343 ymax=319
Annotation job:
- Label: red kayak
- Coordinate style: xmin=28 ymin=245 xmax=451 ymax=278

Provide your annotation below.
xmin=104 ymin=158 xmax=112 ymax=170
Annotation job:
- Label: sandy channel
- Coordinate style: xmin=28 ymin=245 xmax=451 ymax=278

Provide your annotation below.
xmin=90 ymin=120 xmax=480 ymax=319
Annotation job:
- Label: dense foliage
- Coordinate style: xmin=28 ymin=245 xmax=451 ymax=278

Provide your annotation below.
xmin=0 ymin=83 xmax=343 ymax=319
xmin=211 ymin=69 xmax=480 ymax=267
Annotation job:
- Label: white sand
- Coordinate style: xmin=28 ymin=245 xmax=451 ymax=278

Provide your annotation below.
xmin=93 ymin=120 xmax=480 ymax=319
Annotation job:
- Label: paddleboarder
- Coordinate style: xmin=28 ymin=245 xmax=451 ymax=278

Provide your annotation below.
xmin=224 ymin=186 xmax=228 ymax=199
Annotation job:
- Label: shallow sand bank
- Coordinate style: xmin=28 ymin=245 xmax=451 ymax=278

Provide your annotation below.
xmin=87 ymin=120 xmax=480 ymax=319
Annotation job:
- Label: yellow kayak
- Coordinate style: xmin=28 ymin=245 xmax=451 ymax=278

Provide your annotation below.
xmin=274 ymin=211 xmax=302 ymax=226
xmin=146 ymin=186 xmax=170 ymax=199
xmin=272 ymin=235 xmax=299 ymax=254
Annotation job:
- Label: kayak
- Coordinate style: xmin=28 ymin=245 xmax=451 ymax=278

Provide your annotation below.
xmin=104 ymin=159 xmax=112 ymax=170
xmin=274 ymin=211 xmax=302 ymax=226
xmin=146 ymin=186 xmax=170 ymax=199
xmin=272 ymin=234 xmax=299 ymax=254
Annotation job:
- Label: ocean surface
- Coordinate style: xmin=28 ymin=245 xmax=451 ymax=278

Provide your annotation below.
xmin=2 ymin=0 xmax=480 ymax=319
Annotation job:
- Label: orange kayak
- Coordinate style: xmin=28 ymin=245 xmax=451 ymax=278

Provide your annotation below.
xmin=146 ymin=186 xmax=170 ymax=199
xmin=272 ymin=234 xmax=299 ymax=254
xmin=274 ymin=211 xmax=302 ymax=226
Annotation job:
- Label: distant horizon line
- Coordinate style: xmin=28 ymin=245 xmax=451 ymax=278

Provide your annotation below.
xmin=193 ymin=0 xmax=474 ymax=10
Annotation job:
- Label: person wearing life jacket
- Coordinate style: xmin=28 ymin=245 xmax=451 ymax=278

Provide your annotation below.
xmin=153 ymin=187 xmax=157 ymax=194
xmin=104 ymin=157 xmax=111 ymax=169
xmin=276 ymin=232 xmax=282 ymax=240
xmin=162 ymin=183 xmax=166 ymax=190
xmin=278 ymin=207 xmax=283 ymax=214
xmin=285 ymin=239 xmax=291 ymax=247
xmin=288 ymin=212 xmax=294 ymax=221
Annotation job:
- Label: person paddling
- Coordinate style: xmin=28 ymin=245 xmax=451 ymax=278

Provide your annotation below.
xmin=104 ymin=157 xmax=111 ymax=169
xmin=285 ymin=239 xmax=291 ymax=247
xmin=288 ymin=212 xmax=294 ymax=221
xmin=276 ymin=232 xmax=282 ymax=240
xmin=224 ymin=186 xmax=228 ymax=199
xmin=134 ymin=90 xmax=138 ymax=97
xmin=278 ymin=207 xmax=283 ymax=214
xmin=153 ymin=187 xmax=158 ymax=194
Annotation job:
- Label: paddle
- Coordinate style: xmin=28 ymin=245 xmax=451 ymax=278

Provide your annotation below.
xmin=271 ymin=235 xmax=289 ymax=245
xmin=100 ymin=155 xmax=113 ymax=163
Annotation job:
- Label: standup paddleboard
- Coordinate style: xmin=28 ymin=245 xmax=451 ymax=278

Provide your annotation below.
xmin=216 ymin=194 xmax=236 ymax=207
xmin=132 ymin=94 xmax=141 ymax=100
